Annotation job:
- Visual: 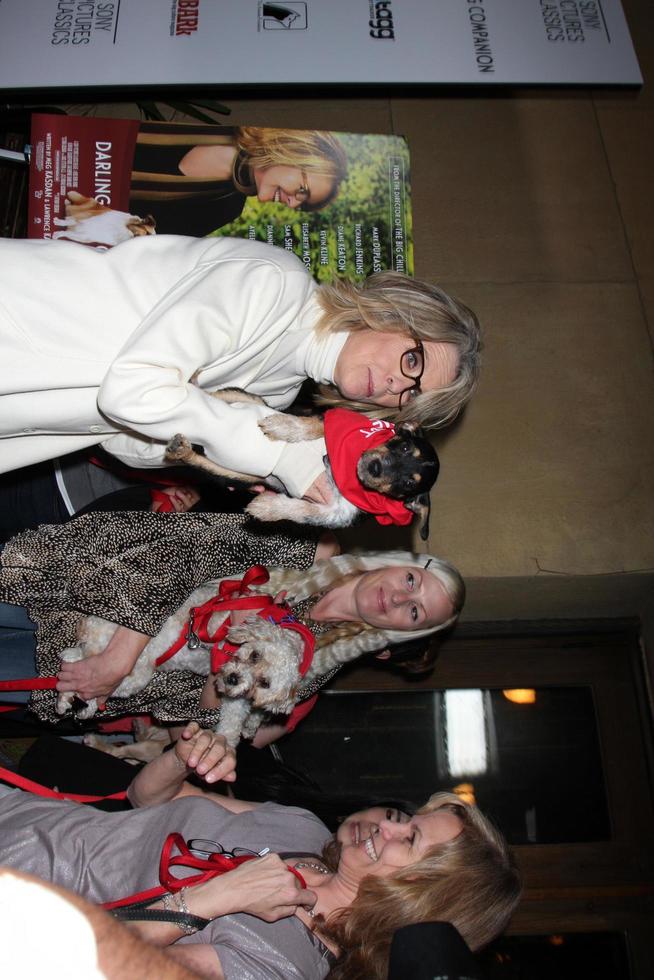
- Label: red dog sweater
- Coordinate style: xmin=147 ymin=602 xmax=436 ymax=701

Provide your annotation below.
xmin=323 ymin=409 xmax=413 ymax=527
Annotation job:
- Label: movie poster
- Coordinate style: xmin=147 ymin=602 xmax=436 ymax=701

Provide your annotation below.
xmin=28 ymin=114 xmax=413 ymax=280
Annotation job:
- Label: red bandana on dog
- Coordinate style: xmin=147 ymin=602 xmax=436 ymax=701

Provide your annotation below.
xmin=323 ymin=408 xmax=414 ymax=527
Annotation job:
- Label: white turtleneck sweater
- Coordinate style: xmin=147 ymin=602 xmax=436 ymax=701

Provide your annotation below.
xmin=0 ymin=235 xmax=347 ymax=495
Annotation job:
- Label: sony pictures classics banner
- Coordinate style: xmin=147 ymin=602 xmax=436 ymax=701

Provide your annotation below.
xmin=28 ymin=114 xmax=413 ymax=281
xmin=0 ymin=0 xmax=641 ymax=87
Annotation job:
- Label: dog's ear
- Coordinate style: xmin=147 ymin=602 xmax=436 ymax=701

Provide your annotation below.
xmin=395 ymin=420 xmax=420 ymax=435
xmin=276 ymin=690 xmax=298 ymax=714
xmin=405 ymin=492 xmax=431 ymax=541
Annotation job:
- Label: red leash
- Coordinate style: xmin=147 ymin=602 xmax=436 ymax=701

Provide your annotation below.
xmin=154 ymin=565 xmax=271 ymax=669
xmin=101 ymin=832 xmax=307 ymax=910
xmin=0 ymin=676 xmax=58 ymax=713
xmin=0 ymin=765 xmax=127 ymax=802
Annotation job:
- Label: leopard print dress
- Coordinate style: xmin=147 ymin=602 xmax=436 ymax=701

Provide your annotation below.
xmin=0 ymin=511 xmax=326 ymax=725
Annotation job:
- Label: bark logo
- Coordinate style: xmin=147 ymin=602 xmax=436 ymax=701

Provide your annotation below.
xmin=369 ymin=0 xmax=395 ymax=40
xmin=258 ymin=3 xmax=308 ymax=31
xmin=172 ymin=0 xmax=200 ymax=37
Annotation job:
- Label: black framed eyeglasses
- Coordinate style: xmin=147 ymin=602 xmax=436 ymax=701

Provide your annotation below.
xmin=398 ymin=338 xmax=425 ymax=408
xmin=187 ymin=839 xmax=268 ymax=860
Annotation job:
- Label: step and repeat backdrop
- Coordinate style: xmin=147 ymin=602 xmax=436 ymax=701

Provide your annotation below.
xmin=0 ymin=0 xmax=641 ymax=88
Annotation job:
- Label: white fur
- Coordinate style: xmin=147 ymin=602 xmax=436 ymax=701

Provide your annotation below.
xmin=52 ymin=209 xmax=154 ymax=246
xmin=83 ymin=720 xmax=171 ymax=765
xmin=245 ymin=465 xmax=359 ymax=529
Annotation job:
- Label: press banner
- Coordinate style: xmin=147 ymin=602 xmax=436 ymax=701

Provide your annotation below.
xmin=28 ymin=114 xmax=413 ymax=280
xmin=0 ymin=1 xmax=641 ymax=88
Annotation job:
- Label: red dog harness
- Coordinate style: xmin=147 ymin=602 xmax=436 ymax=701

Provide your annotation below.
xmin=154 ymin=564 xmax=315 ymax=677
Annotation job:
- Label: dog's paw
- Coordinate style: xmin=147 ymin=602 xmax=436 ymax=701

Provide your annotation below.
xmin=241 ymin=710 xmax=264 ymax=740
xmin=56 ymin=692 xmax=75 ymax=716
xmin=58 ymin=646 xmax=84 ymax=664
xmin=245 ymin=492 xmax=289 ymax=523
xmin=165 ymin=433 xmax=194 ymax=462
xmin=75 ymin=698 xmax=99 ymax=721
xmin=83 ymin=733 xmax=106 ymax=750
xmin=214 ymin=702 xmax=248 ymax=749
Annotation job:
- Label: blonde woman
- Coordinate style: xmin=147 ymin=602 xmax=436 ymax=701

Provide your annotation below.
xmin=0 ymin=235 xmax=481 ymax=504
xmin=0 ymin=726 xmax=521 ymax=980
xmin=0 ymin=510 xmax=463 ymax=729
xmin=130 ymin=124 xmax=348 ymax=235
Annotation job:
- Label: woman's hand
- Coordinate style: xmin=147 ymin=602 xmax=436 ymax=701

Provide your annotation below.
xmin=55 ymin=626 xmax=150 ymax=702
xmin=203 ymin=854 xmax=317 ymax=922
xmin=151 ymin=485 xmax=201 ymax=513
xmin=175 ymin=722 xmax=236 ymax=784
xmin=56 ymin=654 xmax=130 ymax=702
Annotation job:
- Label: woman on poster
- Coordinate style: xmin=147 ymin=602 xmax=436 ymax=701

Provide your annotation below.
xmin=129 ymin=124 xmax=348 ymax=236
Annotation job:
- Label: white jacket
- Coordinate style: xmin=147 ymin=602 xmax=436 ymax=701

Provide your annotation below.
xmin=0 ymin=236 xmax=346 ymax=495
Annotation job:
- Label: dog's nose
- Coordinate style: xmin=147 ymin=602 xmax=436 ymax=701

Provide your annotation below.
xmin=367 ymin=458 xmax=382 ymax=478
xmin=225 ymin=672 xmax=240 ymax=686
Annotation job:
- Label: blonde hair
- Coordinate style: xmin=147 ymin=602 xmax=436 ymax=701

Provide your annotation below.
xmin=323 ymin=793 xmax=521 ymax=979
xmin=233 ymin=127 xmax=348 ymax=210
xmin=315 ymin=272 xmax=482 ymax=427
xmin=261 ymin=551 xmax=465 ymax=680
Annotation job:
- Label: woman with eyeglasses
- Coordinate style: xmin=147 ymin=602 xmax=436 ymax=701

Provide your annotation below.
xmin=0 ymin=723 xmax=521 ymax=980
xmin=129 ymin=124 xmax=348 ymax=237
xmin=0 ymin=235 xmax=480 ymax=506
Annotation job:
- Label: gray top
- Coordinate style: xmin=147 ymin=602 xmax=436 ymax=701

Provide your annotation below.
xmin=56 ymin=453 xmax=134 ymax=514
xmin=0 ymin=788 xmax=333 ymax=979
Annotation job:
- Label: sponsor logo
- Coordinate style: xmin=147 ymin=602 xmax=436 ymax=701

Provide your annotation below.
xmin=369 ymin=0 xmax=395 ymax=40
xmin=171 ymin=0 xmax=200 ymax=37
xmin=258 ymin=2 xmax=308 ymax=31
